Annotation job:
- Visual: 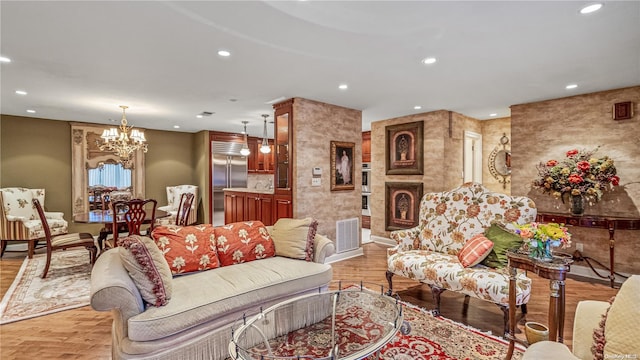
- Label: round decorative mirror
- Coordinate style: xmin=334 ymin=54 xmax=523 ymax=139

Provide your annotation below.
xmin=488 ymin=133 xmax=511 ymax=188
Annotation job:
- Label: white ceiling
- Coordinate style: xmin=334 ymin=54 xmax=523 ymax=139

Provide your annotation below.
xmin=1 ymin=1 xmax=639 ymax=137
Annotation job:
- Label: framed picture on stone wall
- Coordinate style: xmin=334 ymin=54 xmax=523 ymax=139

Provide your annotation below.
xmin=385 ymin=121 xmax=424 ymax=175
xmin=331 ymin=141 xmax=355 ymax=191
xmin=385 ymin=182 xmax=423 ymax=231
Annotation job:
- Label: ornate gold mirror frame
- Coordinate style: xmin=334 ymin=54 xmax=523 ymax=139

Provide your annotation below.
xmin=71 ymin=123 xmax=145 ymax=216
xmin=488 ymin=133 xmax=511 ymax=189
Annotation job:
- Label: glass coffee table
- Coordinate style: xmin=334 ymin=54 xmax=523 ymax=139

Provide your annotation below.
xmin=229 ymin=283 xmax=409 ymax=360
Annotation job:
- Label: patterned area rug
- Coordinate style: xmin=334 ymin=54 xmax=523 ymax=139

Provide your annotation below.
xmin=242 ymin=291 xmax=524 ymax=360
xmin=376 ymin=302 xmax=524 ymax=359
xmin=0 ymin=249 xmax=92 ymax=324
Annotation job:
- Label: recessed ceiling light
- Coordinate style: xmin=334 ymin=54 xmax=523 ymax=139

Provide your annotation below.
xmin=580 ymin=3 xmax=603 ymax=14
xmin=421 ymin=57 xmax=437 ymax=65
xmin=196 ymin=114 xmax=203 ymax=118
xmin=338 ymin=84 xmax=348 ymax=90
xmin=566 ymin=84 xmax=578 ymax=89
xmin=217 ymin=50 xmax=231 ymax=57
xmin=26 ymin=109 xmax=36 ymax=113
xmin=0 ymin=56 xmax=11 ymax=63
xmin=414 ymin=106 xmax=422 ymax=110
xmin=173 ymin=125 xmax=180 ymax=129
xmin=490 ymin=113 xmax=497 ymax=117
xmin=15 ymin=90 xmax=27 ymax=95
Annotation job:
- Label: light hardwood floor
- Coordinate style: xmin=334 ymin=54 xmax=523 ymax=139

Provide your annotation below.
xmin=0 ymin=243 xmax=618 ymax=359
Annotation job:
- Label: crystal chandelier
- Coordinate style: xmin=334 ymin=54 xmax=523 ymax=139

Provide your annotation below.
xmin=260 ymin=114 xmax=271 ymax=154
xmin=240 ymin=121 xmax=251 ymax=156
xmin=99 ymin=105 xmax=148 ymax=163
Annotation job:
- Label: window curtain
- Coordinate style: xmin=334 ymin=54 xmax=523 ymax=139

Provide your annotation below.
xmin=88 ymin=164 xmax=132 ymax=188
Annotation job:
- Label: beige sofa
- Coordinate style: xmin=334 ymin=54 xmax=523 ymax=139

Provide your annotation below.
xmin=90 ymin=222 xmax=335 ymax=360
xmin=386 ymin=182 xmax=537 ymax=335
xmin=522 ymin=275 xmax=640 ymax=360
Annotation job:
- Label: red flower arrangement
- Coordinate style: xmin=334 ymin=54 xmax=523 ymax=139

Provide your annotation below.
xmin=533 ymin=147 xmax=619 ymax=202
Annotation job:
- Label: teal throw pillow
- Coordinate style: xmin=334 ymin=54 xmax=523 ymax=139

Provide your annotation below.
xmin=480 ymin=223 xmax=523 ymax=269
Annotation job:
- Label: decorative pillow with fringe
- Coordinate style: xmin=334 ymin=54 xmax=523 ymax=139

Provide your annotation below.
xmin=591 ymin=296 xmax=615 ymax=360
xmin=270 ymin=217 xmax=318 ymax=261
xmin=118 ymin=235 xmax=173 ymax=307
xmin=599 ymin=275 xmax=640 ymax=358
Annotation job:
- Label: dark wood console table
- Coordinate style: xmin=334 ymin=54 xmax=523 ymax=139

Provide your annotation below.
xmin=536 ymin=212 xmax=640 ymax=288
xmin=505 ymin=250 xmax=573 ymax=359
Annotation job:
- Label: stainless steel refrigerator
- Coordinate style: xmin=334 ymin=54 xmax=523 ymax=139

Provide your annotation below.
xmin=211 ymin=141 xmax=248 ymax=226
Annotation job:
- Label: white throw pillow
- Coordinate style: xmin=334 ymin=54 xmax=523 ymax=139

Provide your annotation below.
xmin=270 ymin=218 xmax=318 ymax=261
xmin=603 ymin=275 xmax=640 ymax=357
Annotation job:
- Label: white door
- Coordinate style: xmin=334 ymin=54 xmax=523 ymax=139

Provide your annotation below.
xmin=463 ymin=131 xmax=482 ymax=183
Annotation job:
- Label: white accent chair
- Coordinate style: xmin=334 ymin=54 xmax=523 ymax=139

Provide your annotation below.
xmin=520 ymin=275 xmax=640 ymax=360
xmin=0 ymin=187 xmax=68 ymax=258
xmin=156 ymin=185 xmax=198 ymax=226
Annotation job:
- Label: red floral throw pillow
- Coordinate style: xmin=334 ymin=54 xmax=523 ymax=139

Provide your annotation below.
xmin=151 ymin=224 xmax=220 ymax=275
xmin=214 ymin=221 xmax=276 ymax=266
xmin=457 ymin=233 xmax=494 ymax=268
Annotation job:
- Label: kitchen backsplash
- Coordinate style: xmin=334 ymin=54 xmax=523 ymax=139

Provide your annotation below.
xmin=247 ymin=173 xmax=273 ymax=190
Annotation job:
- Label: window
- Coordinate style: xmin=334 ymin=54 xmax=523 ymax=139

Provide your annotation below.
xmin=88 ymin=163 xmax=131 ymax=188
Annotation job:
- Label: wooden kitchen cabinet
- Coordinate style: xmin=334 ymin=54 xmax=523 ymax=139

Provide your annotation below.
xmin=247 ymin=137 xmax=274 ymax=174
xmin=224 ymin=191 xmax=245 ymax=224
xmin=362 ymin=131 xmax=371 ymax=163
xmin=273 ymin=194 xmax=293 ymax=220
xmin=245 ymin=192 xmax=274 ymax=226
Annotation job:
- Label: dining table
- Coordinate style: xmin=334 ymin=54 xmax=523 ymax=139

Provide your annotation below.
xmin=73 ymin=209 xmax=168 ymax=251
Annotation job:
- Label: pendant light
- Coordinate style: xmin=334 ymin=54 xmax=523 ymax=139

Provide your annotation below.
xmin=260 ymin=114 xmax=271 ymax=154
xmin=240 ymin=121 xmax=251 ymax=156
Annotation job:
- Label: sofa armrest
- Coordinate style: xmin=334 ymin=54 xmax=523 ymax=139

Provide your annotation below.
xmin=44 ymin=211 xmax=64 ymax=220
xmin=314 ymin=234 xmax=335 ymax=264
xmin=572 ymin=300 xmax=610 ymax=359
xmin=389 ymin=225 xmax=421 ymax=249
xmin=90 ymin=249 xmax=145 ymax=339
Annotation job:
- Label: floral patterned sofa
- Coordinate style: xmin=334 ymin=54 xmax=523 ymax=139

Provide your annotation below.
xmin=386 ymin=182 xmax=537 ymax=335
xmin=0 ymin=187 xmax=68 ymax=258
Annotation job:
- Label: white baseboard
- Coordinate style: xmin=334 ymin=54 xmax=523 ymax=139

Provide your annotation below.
xmin=371 ymin=235 xmax=394 ymax=246
xmin=325 ymin=248 xmax=364 ymax=264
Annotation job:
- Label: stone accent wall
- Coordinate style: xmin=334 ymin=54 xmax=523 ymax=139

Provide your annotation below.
xmin=482 ymin=117 xmax=512 ymax=193
xmin=512 ymin=86 xmax=640 ymax=274
xmin=292 ymin=98 xmax=362 ymax=241
xmin=370 ymin=110 xmax=482 ymax=239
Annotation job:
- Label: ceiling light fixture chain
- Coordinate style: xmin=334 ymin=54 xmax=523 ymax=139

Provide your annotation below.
xmin=98 ymin=105 xmax=148 ymax=165
xmin=260 ymin=114 xmax=271 ymax=154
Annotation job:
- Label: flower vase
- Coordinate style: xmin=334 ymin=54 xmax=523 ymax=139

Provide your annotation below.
xmin=570 ymin=195 xmax=584 ymax=216
xmin=528 ymin=241 xmax=553 ymax=262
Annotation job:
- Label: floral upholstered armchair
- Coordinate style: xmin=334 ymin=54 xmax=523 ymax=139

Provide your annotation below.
xmin=0 ymin=187 xmax=68 ymax=258
xmin=386 ymin=182 xmax=537 ymax=335
xmin=156 ymin=185 xmax=198 ymax=226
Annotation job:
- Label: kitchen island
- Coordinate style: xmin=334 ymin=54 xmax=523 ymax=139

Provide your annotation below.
xmin=223 ymin=187 xmax=275 ymax=225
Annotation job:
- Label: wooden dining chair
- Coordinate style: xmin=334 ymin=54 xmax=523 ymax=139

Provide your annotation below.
xmin=33 ymin=199 xmax=97 ymax=278
xmin=109 ymin=198 xmax=157 ymax=248
xmin=176 ymin=193 xmax=195 ymax=226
